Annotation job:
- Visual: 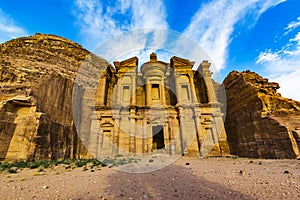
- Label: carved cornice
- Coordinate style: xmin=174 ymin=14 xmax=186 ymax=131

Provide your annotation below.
xmin=114 ymin=57 xmax=138 ymax=71
xmin=170 ymin=56 xmax=194 ymax=68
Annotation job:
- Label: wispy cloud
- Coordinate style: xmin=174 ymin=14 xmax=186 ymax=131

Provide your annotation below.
xmin=182 ymin=0 xmax=286 ymax=71
xmin=257 ymin=0 xmax=286 ymax=16
xmin=0 ymin=9 xmax=27 ymax=43
xmin=73 ymin=0 xmax=287 ymax=74
xmin=72 ymin=0 xmax=168 ymax=51
xmin=257 ymin=29 xmax=300 ymax=100
xmin=284 ymin=16 xmax=300 ymax=35
xmin=256 ymin=51 xmax=281 ymax=64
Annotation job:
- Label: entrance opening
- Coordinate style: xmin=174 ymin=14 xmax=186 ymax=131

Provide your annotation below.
xmin=152 ymin=125 xmax=165 ymax=149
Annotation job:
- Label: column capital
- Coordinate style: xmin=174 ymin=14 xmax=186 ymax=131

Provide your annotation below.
xmin=187 ymin=71 xmax=194 ymax=79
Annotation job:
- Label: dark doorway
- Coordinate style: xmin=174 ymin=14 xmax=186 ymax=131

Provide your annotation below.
xmin=152 ymin=125 xmax=165 ymax=149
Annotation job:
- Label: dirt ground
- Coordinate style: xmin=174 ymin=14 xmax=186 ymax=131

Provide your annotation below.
xmin=0 ymin=157 xmax=299 ymax=200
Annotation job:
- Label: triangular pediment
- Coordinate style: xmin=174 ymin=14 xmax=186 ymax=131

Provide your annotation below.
xmin=170 ymin=56 xmax=194 ymax=67
xmin=114 ymin=56 xmax=138 ymax=69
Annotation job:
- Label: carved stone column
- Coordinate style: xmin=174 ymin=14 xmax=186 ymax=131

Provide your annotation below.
xmin=161 ymin=79 xmax=166 ymax=105
xmin=88 ymin=112 xmax=101 ymax=158
xmin=163 ymin=122 xmax=168 ymax=151
xmin=129 ymin=109 xmax=136 ymax=153
xmin=116 ymin=74 xmax=122 ymax=106
xmin=188 ymin=73 xmax=198 ymax=104
xmin=112 ymin=117 xmax=120 ymax=155
xmin=178 ymin=107 xmax=185 ymax=155
xmin=193 ymin=111 xmax=202 ymax=157
xmin=199 ymin=61 xmax=218 ymax=103
xmin=146 ymin=80 xmax=152 ymax=106
xmin=131 ymin=74 xmax=136 ymax=106
xmin=174 ymin=73 xmax=181 ymax=105
xmin=142 ymin=118 xmax=147 ymax=153
xmin=97 ymin=129 xmax=104 ymax=157
xmin=95 ymin=74 xmax=107 ymax=106
xmin=147 ymin=121 xmax=152 ymax=152
xmin=168 ymin=117 xmax=176 ymax=155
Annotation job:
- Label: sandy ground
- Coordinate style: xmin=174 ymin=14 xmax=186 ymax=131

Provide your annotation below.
xmin=0 ymin=157 xmax=299 ymax=200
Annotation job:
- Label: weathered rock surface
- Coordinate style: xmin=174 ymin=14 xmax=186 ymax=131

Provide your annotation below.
xmin=2 ymin=33 xmax=300 ymax=161
xmin=224 ymin=70 xmax=300 ymax=158
xmin=0 ymin=33 xmax=106 ymax=161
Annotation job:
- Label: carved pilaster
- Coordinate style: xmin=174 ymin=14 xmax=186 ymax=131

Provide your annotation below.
xmin=130 ymin=74 xmax=136 ymax=106
xmin=116 ymin=74 xmax=122 ymax=107
xmin=199 ymin=61 xmax=218 ymax=103
xmin=174 ymin=73 xmax=181 ymax=105
xmin=178 ymin=107 xmax=185 ymax=155
xmin=129 ymin=109 xmax=136 ymax=153
xmin=88 ymin=112 xmax=101 ymax=158
xmin=193 ymin=111 xmax=202 ymax=157
xmin=112 ymin=117 xmax=120 ymax=155
xmin=147 ymin=121 xmax=151 ymax=152
xmin=188 ymin=72 xmax=198 ymax=104
xmin=95 ymin=74 xmax=107 ymax=106
xmin=146 ymin=80 xmax=152 ymax=106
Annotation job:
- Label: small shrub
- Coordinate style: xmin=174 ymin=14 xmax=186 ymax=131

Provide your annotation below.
xmin=8 ymin=168 xmax=17 ymax=173
xmin=0 ymin=158 xmax=139 ymax=172
xmin=62 ymin=159 xmax=72 ymax=165
xmin=92 ymin=159 xmax=101 ymax=167
xmin=14 ymin=161 xmax=29 ymax=169
xmin=0 ymin=163 xmax=11 ymax=172
xmin=53 ymin=160 xmax=60 ymax=166
xmin=40 ymin=161 xmax=50 ymax=169
xmin=100 ymin=157 xmax=140 ymax=167
xmin=28 ymin=162 xmax=39 ymax=169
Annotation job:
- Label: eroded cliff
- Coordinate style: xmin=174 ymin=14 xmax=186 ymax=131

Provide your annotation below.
xmin=224 ymin=70 xmax=300 ymax=158
xmin=2 ymin=34 xmax=299 ymax=161
xmin=0 ymin=33 xmax=105 ymax=161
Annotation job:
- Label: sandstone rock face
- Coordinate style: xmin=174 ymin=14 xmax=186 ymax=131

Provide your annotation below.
xmin=224 ymin=70 xmax=300 ymax=159
xmin=0 ymin=33 xmax=105 ymax=161
xmin=2 ymin=34 xmax=299 ymax=161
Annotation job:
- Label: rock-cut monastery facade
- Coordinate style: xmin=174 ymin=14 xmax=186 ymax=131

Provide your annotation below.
xmin=88 ymin=53 xmax=230 ymax=158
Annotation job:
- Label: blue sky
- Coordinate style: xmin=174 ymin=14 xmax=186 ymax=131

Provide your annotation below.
xmin=0 ymin=0 xmax=300 ymax=100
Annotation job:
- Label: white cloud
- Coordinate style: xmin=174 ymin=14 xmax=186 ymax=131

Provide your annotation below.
xmin=272 ymin=70 xmax=300 ymax=101
xmin=73 ymin=0 xmax=119 ymax=47
xmin=129 ymin=1 xmax=167 ymax=29
xmin=284 ymin=16 xmax=300 ymax=35
xmin=290 ymin=32 xmax=300 ymax=43
xmin=257 ymin=0 xmax=287 ymax=16
xmin=92 ymin=29 xmax=208 ymax=68
xmin=182 ymin=0 xmax=286 ymax=71
xmin=72 ymin=0 xmax=168 ymax=51
xmin=73 ymin=0 xmax=288 ymax=78
xmin=257 ymin=31 xmax=300 ymax=101
xmin=256 ymin=51 xmax=281 ymax=64
xmin=0 ymin=9 xmax=27 ymax=43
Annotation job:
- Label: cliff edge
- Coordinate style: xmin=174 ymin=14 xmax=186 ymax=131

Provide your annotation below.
xmin=224 ymin=70 xmax=300 ymax=158
xmin=0 ymin=33 xmax=105 ymax=161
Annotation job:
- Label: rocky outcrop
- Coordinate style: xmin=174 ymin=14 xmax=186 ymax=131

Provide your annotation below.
xmin=2 ymin=33 xmax=300 ymax=161
xmin=0 ymin=33 xmax=107 ymax=161
xmin=224 ymin=70 xmax=300 ymax=159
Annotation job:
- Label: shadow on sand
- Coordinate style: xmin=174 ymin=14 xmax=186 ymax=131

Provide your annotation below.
xmin=72 ymin=163 xmax=255 ymax=200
